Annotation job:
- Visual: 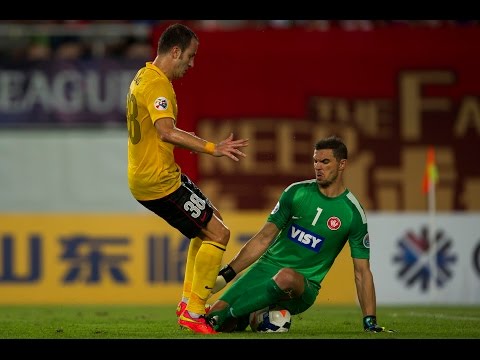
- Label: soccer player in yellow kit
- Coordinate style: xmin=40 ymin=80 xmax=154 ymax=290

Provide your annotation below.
xmin=126 ymin=23 xmax=248 ymax=334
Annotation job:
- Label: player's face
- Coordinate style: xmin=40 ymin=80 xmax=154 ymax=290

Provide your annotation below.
xmin=313 ymin=149 xmax=341 ymax=188
xmin=173 ymin=39 xmax=198 ymax=80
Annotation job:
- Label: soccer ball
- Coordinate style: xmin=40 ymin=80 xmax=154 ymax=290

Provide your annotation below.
xmin=249 ymin=306 xmax=292 ymax=333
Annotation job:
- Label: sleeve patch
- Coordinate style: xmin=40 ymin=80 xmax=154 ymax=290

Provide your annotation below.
xmin=154 ymin=97 xmax=168 ymax=110
xmin=363 ymin=233 xmax=370 ymax=248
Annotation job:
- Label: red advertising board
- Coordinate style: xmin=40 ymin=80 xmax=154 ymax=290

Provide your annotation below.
xmin=152 ymin=25 xmax=480 ymax=211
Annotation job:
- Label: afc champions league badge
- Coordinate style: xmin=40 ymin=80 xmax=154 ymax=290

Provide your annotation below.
xmin=154 ymin=97 xmax=168 ymax=110
xmin=363 ymin=233 xmax=370 ymax=248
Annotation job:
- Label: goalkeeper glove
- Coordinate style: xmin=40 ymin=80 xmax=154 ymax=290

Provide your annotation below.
xmin=363 ymin=315 xmax=395 ymax=333
xmin=211 ymin=264 xmax=237 ymax=294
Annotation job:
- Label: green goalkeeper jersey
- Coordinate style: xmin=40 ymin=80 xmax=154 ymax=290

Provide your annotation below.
xmin=260 ymin=179 xmax=370 ymax=288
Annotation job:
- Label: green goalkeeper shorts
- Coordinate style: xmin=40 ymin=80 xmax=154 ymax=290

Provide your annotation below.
xmin=218 ymin=260 xmax=320 ymax=315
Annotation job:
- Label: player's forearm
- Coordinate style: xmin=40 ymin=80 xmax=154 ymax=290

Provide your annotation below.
xmin=230 ymin=228 xmax=274 ymax=273
xmin=229 ymin=242 xmax=261 ymax=273
xmin=159 ymin=127 xmax=215 ymax=155
xmin=355 ymin=272 xmax=376 ymax=316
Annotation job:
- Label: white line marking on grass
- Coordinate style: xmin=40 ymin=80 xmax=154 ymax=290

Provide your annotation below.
xmin=396 ymin=312 xmax=480 ymax=321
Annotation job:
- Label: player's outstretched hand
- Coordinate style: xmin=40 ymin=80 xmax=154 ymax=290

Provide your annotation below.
xmin=213 ymin=133 xmax=249 ymax=161
xmin=363 ymin=315 xmax=396 ymax=333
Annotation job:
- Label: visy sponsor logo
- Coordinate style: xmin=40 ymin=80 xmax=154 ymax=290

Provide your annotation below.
xmin=288 ymin=224 xmax=324 ymax=252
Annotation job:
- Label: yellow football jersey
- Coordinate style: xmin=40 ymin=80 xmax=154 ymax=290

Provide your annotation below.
xmin=126 ymin=62 xmax=181 ymax=200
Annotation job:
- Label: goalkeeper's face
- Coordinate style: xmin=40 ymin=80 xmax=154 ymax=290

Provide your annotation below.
xmin=313 ymin=149 xmax=345 ymax=188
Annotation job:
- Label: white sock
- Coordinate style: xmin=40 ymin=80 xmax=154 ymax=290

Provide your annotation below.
xmin=187 ymin=310 xmax=201 ymax=319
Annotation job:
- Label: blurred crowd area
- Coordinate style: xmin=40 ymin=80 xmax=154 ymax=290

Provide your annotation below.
xmin=0 ymin=19 xmax=478 ymax=61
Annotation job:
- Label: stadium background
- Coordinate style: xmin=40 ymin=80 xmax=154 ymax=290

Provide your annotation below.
xmin=0 ymin=20 xmax=479 ymax=306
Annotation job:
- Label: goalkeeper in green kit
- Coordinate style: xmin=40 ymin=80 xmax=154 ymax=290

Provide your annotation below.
xmin=206 ymin=136 xmax=394 ymax=333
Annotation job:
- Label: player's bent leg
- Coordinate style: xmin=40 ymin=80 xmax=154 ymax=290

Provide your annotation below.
xmin=186 ymin=216 xmax=230 ymax=315
xmin=187 ymin=241 xmax=226 ymax=315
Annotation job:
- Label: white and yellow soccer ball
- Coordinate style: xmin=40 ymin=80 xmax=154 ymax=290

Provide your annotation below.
xmin=249 ymin=306 xmax=292 ymax=333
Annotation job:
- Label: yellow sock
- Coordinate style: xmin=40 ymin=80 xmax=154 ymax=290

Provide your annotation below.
xmin=181 ymin=237 xmax=202 ymax=301
xmin=187 ymin=241 xmax=226 ymax=315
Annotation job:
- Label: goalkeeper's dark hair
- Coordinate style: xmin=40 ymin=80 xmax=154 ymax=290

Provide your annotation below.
xmin=157 ymin=23 xmax=199 ymax=55
xmin=315 ymin=135 xmax=348 ymax=161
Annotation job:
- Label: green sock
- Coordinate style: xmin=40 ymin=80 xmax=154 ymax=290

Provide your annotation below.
xmin=230 ymin=278 xmax=285 ymax=317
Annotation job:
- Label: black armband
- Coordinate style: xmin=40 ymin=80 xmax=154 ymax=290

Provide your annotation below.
xmin=219 ymin=264 xmax=237 ymax=283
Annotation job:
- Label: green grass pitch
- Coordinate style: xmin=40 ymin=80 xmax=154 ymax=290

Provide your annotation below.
xmin=0 ymin=304 xmax=479 ymax=339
